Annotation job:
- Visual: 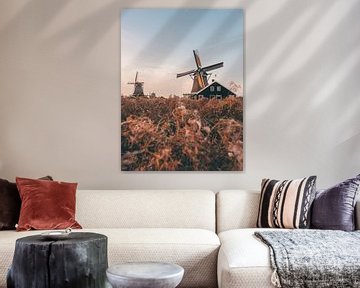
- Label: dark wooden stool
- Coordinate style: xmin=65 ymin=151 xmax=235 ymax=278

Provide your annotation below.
xmin=7 ymin=232 xmax=108 ymax=288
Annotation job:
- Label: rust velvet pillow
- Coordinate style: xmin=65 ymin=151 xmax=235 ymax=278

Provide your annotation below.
xmin=16 ymin=177 xmax=82 ymax=231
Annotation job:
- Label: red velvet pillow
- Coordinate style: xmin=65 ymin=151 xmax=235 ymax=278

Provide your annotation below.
xmin=16 ymin=177 xmax=82 ymax=231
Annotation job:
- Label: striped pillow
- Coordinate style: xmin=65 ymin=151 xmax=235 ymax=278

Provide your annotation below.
xmin=257 ymin=176 xmax=316 ymax=229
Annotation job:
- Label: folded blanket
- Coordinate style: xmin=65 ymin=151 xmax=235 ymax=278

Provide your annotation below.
xmin=255 ymin=230 xmax=360 ymax=288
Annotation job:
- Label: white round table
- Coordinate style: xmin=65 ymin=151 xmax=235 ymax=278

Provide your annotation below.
xmin=106 ymin=262 xmax=184 ymax=288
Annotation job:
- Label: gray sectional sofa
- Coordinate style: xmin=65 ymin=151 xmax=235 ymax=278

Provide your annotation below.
xmin=0 ymin=189 xmax=359 ymax=288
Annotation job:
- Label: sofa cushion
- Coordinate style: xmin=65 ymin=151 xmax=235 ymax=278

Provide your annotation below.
xmin=217 ymin=228 xmax=277 ymax=288
xmin=16 ymin=177 xmax=82 ymax=231
xmin=76 ymin=190 xmax=216 ymax=231
xmin=216 ymin=190 xmax=260 ymax=233
xmin=311 ymin=174 xmax=360 ymax=231
xmin=0 ymin=228 xmax=220 ymax=288
xmin=257 ymin=176 xmax=316 ymax=229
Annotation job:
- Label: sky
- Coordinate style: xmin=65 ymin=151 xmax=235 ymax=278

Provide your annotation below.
xmin=121 ymin=9 xmax=244 ymax=97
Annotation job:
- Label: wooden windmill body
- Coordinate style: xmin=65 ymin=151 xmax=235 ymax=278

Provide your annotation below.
xmin=127 ymin=72 xmax=144 ymax=96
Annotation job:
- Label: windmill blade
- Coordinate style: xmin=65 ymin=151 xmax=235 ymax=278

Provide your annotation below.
xmin=193 ymin=50 xmax=202 ymax=68
xmin=202 ymin=62 xmax=224 ymax=72
xmin=176 ymin=69 xmax=196 ymax=78
xmin=135 ymin=72 xmax=138 ymax=82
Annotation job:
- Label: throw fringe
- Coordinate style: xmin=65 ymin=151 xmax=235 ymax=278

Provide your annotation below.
xmin=271 ymin=269 xmax=281 ymax=287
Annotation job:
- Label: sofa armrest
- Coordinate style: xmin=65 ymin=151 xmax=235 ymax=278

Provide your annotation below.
xmin=356 ymin=200 xmax=360 ymax=230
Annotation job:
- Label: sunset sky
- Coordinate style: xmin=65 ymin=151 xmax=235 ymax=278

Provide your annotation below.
xmin=121 ymin=9 xmax=243 ymax=97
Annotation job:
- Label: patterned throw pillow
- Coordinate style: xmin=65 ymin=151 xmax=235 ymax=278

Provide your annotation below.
xmin=257 ymin=176 xmax=317 ymax=229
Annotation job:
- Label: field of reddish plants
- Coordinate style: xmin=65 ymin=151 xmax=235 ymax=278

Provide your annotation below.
xmin=121 ymin=96 xmax=243 ymax=171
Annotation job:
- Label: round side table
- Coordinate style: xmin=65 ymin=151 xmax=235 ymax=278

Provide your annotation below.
xmin=106 ymin=262 xmax=184 ymax=288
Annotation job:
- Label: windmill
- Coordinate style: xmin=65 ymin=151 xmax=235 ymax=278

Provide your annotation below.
xmin=177 ymin=50 xmax=224 ymax=94
xmin=127 ymin=72 xmax=144 ymax=96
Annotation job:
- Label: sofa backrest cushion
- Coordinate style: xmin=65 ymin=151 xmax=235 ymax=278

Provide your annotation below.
xmin=216 ymin=190 xmax=260 ymax=233
xmin=217 ymin=190 xmax=360 ymax=233
xmin=76 ymin=190 xmax=216 ymax=231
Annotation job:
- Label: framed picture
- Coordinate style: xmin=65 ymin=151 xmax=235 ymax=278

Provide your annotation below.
xmin=121 ymin=8 xmax=244 ymax=171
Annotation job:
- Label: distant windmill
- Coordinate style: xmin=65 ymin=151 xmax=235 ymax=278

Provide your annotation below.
xmin=177 ymin=50 xmax=224 ymax=94
xmin=127 ymin=72 xmax=144 ymax=96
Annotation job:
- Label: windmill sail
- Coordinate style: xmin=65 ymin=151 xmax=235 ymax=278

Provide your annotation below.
xmin=193 ymin=50 xmax=202 ymax=68
xmin=135 ymin=71 xmax=138 ymax=82
xmin=176 ymin=69 xmax=196 ymax=78
xmin=203 ymin=62 xmax=224 ymax=72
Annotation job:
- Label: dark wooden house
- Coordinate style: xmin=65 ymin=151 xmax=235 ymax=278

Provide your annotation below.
xmin=191 ymin=81 xmax=236 ymax=99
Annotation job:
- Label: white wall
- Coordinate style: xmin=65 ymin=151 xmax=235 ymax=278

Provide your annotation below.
xmin=0 ymin=0 xmax=359 ymax=190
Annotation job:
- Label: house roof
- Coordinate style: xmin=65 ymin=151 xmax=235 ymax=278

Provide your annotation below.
xmin=194 ymin=80 xmax=236 ymax=96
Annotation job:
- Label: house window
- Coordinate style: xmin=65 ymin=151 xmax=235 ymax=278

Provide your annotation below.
xmin=210 ymin=86 xmax=215 ymax=92
xmin=198 ymin=95 xmax=203 ymax=99
xmin=216 ymin=95 xmax=222 ymax=99
xmin=217 ymin=86 xmax=221 ymax=92
xmin=210 ymin=95 xmax=216 ymax=99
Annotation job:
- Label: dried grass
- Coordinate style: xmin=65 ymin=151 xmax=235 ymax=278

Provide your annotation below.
xmin=121 ymin=96 xmax=243 ymax=171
